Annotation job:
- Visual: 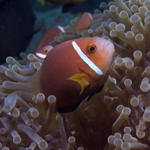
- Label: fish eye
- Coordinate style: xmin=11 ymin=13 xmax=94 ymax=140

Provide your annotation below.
xmin=86 ymin=44 xmax=96 ymax=53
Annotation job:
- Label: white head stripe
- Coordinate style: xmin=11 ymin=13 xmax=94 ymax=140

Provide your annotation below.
xmin=72 ymin=41 xmax=103 ymax=75
xmin=36 ymin=52 xmax=47 ymax=59
xmin=57 ymin=25 xmax=65 ymax=32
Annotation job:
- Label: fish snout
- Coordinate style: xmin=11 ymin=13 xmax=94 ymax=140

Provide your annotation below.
xmin=96 ymin=38 xmax=115 ymax=74
xmin=102 ymin=40 xmax=115 ymax=73
xmin=104 ymin=39 xmax=115 ymax=55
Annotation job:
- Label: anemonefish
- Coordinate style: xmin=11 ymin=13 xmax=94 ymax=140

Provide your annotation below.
xmin=37 ymin=26 xmax=65 ymax=50
xmin=35 ymin=36 xmax=115 ymax=112
xmin=36 ymin=45 xmax=53 ymax=60
xmin=36 ymin=26 xmax=64 ymax=60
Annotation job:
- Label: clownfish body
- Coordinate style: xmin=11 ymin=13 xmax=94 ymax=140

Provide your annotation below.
xmin=37 ymin=26 xmax=64 ymax=50
xmin=36 ymin=45 xmax=53 ymax=60
xmin=40 ymin=36 xmax=115 ymax=112
xmin=36 ymin=26 xmax=64 ymax=60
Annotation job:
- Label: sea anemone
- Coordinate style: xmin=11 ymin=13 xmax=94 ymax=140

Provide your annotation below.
xmin=1 ymin=0 xmax=150 ymax=149
xmin=62 ymin=0 xmax=150 ymax=149
xmin=0 ymin=53 xmax=86 ymax=150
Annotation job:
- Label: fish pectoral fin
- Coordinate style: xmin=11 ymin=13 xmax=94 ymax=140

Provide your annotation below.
xmin=68 ymin=73 xmax=89 ymax=94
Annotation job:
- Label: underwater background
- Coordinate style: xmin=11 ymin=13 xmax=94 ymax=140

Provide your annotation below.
xmin=0 ymin=0 xmax=102 ymax=63
xmin=1 ymin=0 xmax=150 ymax=149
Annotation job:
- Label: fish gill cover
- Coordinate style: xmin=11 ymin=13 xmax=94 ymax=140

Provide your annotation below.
xmin=0 ymin=0 xmax=150 ymax=149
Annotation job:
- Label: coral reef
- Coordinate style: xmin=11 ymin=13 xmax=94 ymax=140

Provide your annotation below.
xmin=1 ymin=0 xmax=150 ymax=149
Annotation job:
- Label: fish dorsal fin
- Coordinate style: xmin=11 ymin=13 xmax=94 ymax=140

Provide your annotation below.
xmin=68 ymin=73 xmax=89 ymax=94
